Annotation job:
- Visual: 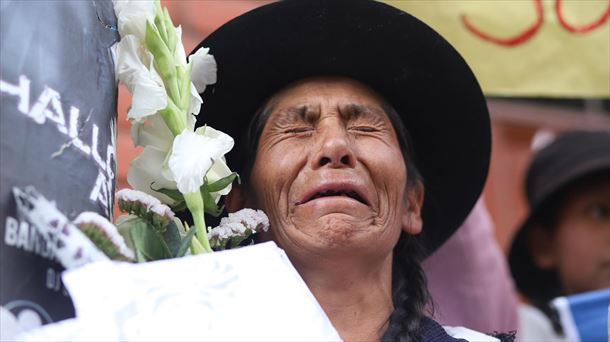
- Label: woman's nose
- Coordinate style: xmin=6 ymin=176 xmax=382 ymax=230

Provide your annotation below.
xmin=312 ymin=124 xmax=356 ymax=169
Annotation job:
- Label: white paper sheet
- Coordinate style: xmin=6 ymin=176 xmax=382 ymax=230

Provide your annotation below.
xmin=19 ymin=242 xmax=341 ymax=341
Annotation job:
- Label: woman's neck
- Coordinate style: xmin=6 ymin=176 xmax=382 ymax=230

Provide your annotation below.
xmin=295 ymin=254 xmax=394 ymax=341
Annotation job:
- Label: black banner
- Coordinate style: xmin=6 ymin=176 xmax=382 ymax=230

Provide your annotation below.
xmin=0 ymin=0 xmax=118 ymax=336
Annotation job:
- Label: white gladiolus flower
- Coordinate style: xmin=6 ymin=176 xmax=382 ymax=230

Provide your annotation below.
xmin=168 ymin=25 xmax=210 ymax=117
xmin=114 ymin=35 xmax=167 ymax=120
xmin=113 ymin=0 xmax=155 ymax=42
xmin=131 ymin=114 xmax=174 ymax=150
xmin=114 ymin=0 xmax=229 ymax=252
xmin=169 ymin=127 xmax=234 ymax=194
xmin=175 ymin=25 xmax=187 ymax=62
xmin=128 ymin=145 xmax=176 ymax=204
xmin=129 ymin=116 xmax=233 ymax=203
xmin=187 ymin=47 xmax=216 ymax=116
xmin=206 ymin=156 xmax=233 ymax=201
xmin=189 ymin=47 xmax=217 ymax=93
xmin=113 ymin=0 xmax=216 ymax=121
xmin=196 ymin=126 xmax=234 ymax=199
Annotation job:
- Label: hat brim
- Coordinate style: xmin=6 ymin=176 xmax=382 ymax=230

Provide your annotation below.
xmin=194 ymin=0 xmax=491 ymax=256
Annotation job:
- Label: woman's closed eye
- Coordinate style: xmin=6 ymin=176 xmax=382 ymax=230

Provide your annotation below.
xmin=588 ymin=203 xmax=610 ymax=220
xmin=348 ymin=125 xmax=379 ymax=133
xmin=284 ymin=126 xmax=314 ymax=134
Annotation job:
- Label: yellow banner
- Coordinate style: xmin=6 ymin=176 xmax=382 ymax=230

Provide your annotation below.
xmin=384 ymin=0 xmax=610 ymax=98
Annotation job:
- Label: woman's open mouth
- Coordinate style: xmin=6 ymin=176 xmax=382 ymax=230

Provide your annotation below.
xmin=296 ymin=183 xmax=370 ymax=206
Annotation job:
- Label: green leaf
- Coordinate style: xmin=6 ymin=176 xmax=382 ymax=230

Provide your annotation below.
xmin=151 ymin=186 xmax=184 ymax=202
xmin=171 ymin=201 xmax=188 ymax=213
xmin=176 ymin=224 xmax=198 ymax=257
xmin=115 ymin=214 xmax=139 ymax=227
xmin=129 ymin=220 xmax=172 ymax=262
xmin=136 ymin=249 xmax=147 ymax=263
xmin=206 ymin=172 xmax=238 ymax=193
xmin=150 ymin=186 xmax=188 ymax=213
xmin=115 ymin=214 xmax=139 ymax=252
xmin=201 ymin=187 xmax=222 ymax=217
xmin=162 ymin=220 xmax=182 ymax=257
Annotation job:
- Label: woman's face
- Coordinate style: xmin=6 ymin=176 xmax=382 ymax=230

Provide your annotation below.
xmin=243 ymin=77 xmax=423 ymax=265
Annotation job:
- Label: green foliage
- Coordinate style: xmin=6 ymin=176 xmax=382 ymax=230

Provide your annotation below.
xmin=151 ymin=187 xmax=188 ymax=213
xmin=162 ymin=220 xmax=182 ymax=257
xmin=206 ymin=173 xmax=238 ymax=192
xmin=201 ymin=187 xmax=223 ymax=217
xmin=116 ymin=215 xmax=197 ymax=262
xmin=153 ymin=173 xmax=238 ymax=218
xmin=130 ymin=221 xmax=172 ymax=262
xmin=176 ymin=224 xmax=197 ymax=257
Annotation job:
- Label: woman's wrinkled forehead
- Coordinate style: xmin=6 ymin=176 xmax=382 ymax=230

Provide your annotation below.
xmin=265 ymin=76 xmax=387 ymax=111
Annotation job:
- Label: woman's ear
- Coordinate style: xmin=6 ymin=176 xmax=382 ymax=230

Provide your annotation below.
xmin=402 ymin=181 xmax=424 ymax=235
xmin=527 ymin=225 xmax=557 ymax=269
xmin=225 ymin=184 xmax=249 ymax=213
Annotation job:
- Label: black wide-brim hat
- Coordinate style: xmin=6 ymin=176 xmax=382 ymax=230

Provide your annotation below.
xmin=193 ymin=0 xmax=491 ymax=256
xmin=509 ymin=131 xmax=610 ymax=301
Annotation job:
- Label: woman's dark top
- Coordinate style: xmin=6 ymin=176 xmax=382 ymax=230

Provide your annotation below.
xmin=420 ymin=317 xmax=467 ymax=342
xmin=419 ymin=317 xmax=515 ymax=342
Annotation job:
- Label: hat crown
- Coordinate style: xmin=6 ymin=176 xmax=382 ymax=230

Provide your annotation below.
xmin=193 ymin=0 xmax=491 ymax=256
xmin=525 ymin=130 xmax=610 ymax=209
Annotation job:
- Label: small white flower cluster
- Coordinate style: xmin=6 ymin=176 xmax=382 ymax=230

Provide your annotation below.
xmin=208 ymin=209 xmax=269 ymax=249
xmin=116 ymin=188 xmax=174 ymax=219
xmin=74 ymin=212 xmax=135 ymax=260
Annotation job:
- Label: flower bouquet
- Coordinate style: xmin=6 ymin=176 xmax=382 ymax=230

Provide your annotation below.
xmin=11 ymin=1 xmax=340 ymax=340
xmin=15 ymin=0 xmax=268 ymax=269
xmin=107 ymin=0 xmax=271 ymax=260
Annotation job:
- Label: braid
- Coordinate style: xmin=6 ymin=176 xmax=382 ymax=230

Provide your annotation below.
xmin=381 ymin=233 xmax=430 ymax=342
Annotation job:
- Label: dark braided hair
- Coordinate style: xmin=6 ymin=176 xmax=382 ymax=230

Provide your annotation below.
xmin=243 ymin=84 xmax=431 ymax=341
xmin=380 ymin=102 xmax=430 ymax=342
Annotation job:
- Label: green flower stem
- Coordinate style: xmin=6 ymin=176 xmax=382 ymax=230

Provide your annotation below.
xmin=190 ymin=236 xmax=206 ymax=254
xmin=147 ymin=1 xmax=214 ymax=254
xmin=184 ymin=191 xmax=212 ymax=253
xmin=159 ymin=99 xmax=186 ymax=136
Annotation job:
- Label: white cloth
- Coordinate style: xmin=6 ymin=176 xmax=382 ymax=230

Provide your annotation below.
xmin=18 ymin=242 xmax=340 ymax=341
xmin=443 ymin=326 xmax=500 ymax=342
xmin=518 ymin=304 xmax=568 ymax=342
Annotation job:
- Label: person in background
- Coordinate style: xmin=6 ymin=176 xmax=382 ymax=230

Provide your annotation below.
xmin=424 ymin=199 xmax=519 ymax=336
xmin=508 ymin=130 xmax=610 ymax=341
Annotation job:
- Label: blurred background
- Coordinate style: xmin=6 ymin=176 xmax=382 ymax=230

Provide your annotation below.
xmin=115 ymin=0 xmax=610 ymax=253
